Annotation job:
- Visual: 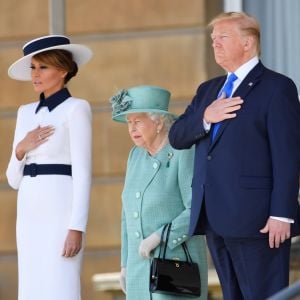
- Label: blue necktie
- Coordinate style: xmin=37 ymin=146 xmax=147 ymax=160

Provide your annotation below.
xmin=212 ymin=73 xmax=238 ymax=140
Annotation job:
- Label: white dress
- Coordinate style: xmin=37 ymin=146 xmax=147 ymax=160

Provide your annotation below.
xmin=6 ymin=91 xmax=92 ymax=300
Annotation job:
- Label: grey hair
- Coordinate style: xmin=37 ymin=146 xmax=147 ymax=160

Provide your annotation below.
xmin=147 ymin=112 xmax=175 ymax=131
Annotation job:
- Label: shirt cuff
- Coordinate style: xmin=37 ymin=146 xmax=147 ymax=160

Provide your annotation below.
xmin=270 ymin=216 xmax=294 ymax=223
xmin=203 ymin=119 xmax=211 ymax=132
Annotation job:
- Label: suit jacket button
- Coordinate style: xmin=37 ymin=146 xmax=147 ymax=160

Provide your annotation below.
xmin=207 ymin=155 xmax=212 ymax=160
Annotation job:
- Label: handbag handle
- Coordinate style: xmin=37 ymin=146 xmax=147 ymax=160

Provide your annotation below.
xmin=162 ymin=223 xmax=172 ymax=259
xmin=158 ymin=223 xmax=194 ymax=264
xmin=158 ymin=223 xmax=170 ymax=259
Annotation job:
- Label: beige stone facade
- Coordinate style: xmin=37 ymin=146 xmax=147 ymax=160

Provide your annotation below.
xmin=0 ymin=1 xmax=222 ymax=299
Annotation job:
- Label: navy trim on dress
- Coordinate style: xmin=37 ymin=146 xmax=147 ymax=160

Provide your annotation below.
xmin=35 ymin=88 xmax=71 ymax=113
xmin=23 ymin=164 xmax=72 ymax=177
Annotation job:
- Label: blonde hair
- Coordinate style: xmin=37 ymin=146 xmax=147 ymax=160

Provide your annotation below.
xmin=33 ymin=49 xmax=78 ymax=83
xmin=209 ymin=12 xmax=261 ymax=56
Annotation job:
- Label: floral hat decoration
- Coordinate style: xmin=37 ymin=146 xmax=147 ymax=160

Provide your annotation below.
xmin=110 ymin=85 xmax=177 ymax=123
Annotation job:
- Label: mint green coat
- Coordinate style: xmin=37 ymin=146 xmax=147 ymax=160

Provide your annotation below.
xmin=121 ymin=143 xmax=208 ymax=299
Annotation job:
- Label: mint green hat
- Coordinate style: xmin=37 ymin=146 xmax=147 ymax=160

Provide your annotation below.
xmin=110 ymin=85 xmax=177 ymax=123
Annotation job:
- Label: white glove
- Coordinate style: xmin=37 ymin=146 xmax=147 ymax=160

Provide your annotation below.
xmin=138 ymin=232 xmax=161 ymax=259
xmin=119 ymin=267 xmax=126 ymax=294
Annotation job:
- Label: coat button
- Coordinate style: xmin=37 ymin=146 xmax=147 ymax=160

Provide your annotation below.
xmin=207 ymin=155 xmax=212 ymax=160
xmin=182 ymin=235 xmax=187 ymax=238
xmin=172 ymin=240 xmax=177 ymax=244
xmin=135 ymin=231 xmax=140 ymax=238
xmin=133 ymin=211 xmax=139 ymax=219
xmin=135 ymin=192 xmax=141 ymax=198
xmin=153 ymin=162 xmax=158 ymax=169
xmin=177 ymin=237 xmax=182 ymax=242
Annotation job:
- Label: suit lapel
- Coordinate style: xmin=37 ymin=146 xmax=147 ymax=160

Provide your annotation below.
xmin=233 ymin=61 xmax=264 ymax=99
xmin=209 ymin=76 xmax=227 ymax=105
xmin=209 ymin=62 xmax=265 ymax=150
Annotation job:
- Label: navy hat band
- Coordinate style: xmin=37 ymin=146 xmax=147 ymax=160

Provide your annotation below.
xmin=23 ymin=36 xmax=70 ymax=56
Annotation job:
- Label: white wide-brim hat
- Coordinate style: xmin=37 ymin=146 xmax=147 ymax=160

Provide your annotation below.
xmin=8 ymin=35 xmax=93 ymax=81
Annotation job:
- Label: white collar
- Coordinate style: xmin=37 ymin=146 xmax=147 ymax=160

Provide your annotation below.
xmin=230 ymin=56 xmax=259 ymax=81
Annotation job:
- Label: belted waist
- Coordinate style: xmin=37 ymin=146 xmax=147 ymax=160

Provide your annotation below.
xmin=23 ymin=164 xmax=72 ymax=177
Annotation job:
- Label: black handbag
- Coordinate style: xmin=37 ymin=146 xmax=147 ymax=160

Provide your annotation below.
xmin=149 ymin=223 xmax=201 ymax=298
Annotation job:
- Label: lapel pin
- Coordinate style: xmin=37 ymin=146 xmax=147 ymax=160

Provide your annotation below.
xmin=166 ymin=152 xmax=174 ymax=168
xmin=248 ymin=82 xmax=253 ymax=87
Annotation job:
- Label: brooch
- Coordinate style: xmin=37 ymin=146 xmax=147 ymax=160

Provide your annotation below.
xmin=166 ymin=152 xmax=174 ymax=168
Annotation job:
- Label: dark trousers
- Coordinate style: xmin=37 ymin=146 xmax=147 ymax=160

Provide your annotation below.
xmin=203 ymin=215 xmax=291 ymax=300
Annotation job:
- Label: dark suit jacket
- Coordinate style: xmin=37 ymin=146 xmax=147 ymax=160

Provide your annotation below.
xmin=169 ymin=61 xmax=300 ymax=238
